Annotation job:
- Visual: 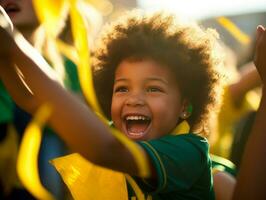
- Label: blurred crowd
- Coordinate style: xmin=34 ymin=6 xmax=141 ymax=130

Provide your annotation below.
xmin=0 ymin=0 xmax=265 ymax=200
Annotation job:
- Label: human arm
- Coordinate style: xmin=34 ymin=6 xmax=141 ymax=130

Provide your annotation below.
xmin=213 ymin=171 xmax=236 ymax=200
xmin=0 ymin=6 xmax=37 ymax=113
xmin=233 ymin=25 xmax=266 ymax=199
xmin=0 ymin=26 xmax=145 ymax=176
xmin=132 ymin=135 xmax=212 ymax=198
xmin=0 ymin=59 xmax=38 ymax=113
xmin=229 ymin=62 xmax=261 ymax=106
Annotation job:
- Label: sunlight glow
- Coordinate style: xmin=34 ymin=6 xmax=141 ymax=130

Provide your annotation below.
xmin=138 ymin=0 xmax=266 ymax=19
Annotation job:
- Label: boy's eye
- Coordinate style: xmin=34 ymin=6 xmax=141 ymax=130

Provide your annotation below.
xmin=114 ymin=86 xmax=128 ymax=93
xmin=146 ymin=87 xmax=162 ymax=92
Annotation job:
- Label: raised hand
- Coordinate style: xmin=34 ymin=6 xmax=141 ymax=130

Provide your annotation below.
xmin=233 ymin=24 xmax=266 ymax=200
xmin=254 ymin=25 xmax=266 ymax=84
xmin=0 ymin=6 xmax=15 ymax=62
xmin=0 ymin=6 xmax=13 ymax=34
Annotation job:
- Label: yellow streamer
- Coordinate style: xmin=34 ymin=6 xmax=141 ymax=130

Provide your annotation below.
xmin=68 ymin=0 xmax=150 ymax=177
xmin=69 ymin=0 xmax=102 ymax=113
xmin=216 ymin=16 xmax=250 ymax=45
xmin=56 ymin=39 xmax=79 ymax=64
xmin=17 ymin=3 xmax=151 ymax=200
xmin=125 ymin=174 xmax=145 ymax=200
xmin=51 ymin=153 xmax=128 ymax=200
xmin=33 ymin=0 xmax=69 ymax=37
xmin=110 ymin=127 xmax=150 ymax=177
xmin=17 ymin=104 xmax=55 ymax=200
xmin=172 ymin=120 xmax=190 ymax=135
xmin=52 ymin=121 xmax=191 ymax=199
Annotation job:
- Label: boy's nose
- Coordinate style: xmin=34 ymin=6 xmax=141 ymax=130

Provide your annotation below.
xmin=125 ymin=94 xmax=145 ymax=106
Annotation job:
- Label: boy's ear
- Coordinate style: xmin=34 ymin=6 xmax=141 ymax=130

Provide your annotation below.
xmin=180 ymin=100 xmax=192 ymax=119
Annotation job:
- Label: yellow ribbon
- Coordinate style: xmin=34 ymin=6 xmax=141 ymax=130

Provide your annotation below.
xmin=216 ymin=17 xmax=250 ymax=45
xmin=51 ymin=120 xmax=191 ymax=200
xmin=172 ymin=120 xmax=190 ymax=135
xmin=33 ymin=0 xmax=69 ymax=38
xmin=17 ymin=104 xmax=55 ymax=200
xmin=17 ymin=1 xmax=151 ymax=199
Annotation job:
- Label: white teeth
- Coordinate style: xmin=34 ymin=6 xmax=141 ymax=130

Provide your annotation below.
xmin=128 ymin=132 xmax=144 ymax=136
xmin=126 ymin=116 xmax=149 ymax=121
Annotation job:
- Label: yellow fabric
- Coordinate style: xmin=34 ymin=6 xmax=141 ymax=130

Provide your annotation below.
xmin=210 ymin=86 xmax=259 ymax=158
xmin=20 ymin=2 xmax=149 ymax=199
xmin=216 ymin=17 xmax=250 ymax=45
xmin=17 ymin=104 xmax=55 ymax=200
xmin=65 ymin=0 xmax=151 ymax=178
xmin=125 ymin=174 xmax=145 ymax=200
xmin=69 ymin=0 xmax=102 ymax=114
xmin=56 ymin=39 xmax=79 ymax=64
xmin=0 ymin=124 xmax=20 ymax=195
xmin=172 ymin=120 xmax=190 ymax=135
xmin=51 ymin=122 xmax=190 ymax=200
xmin=51 ymin=153 xmax=128 ymax=200
xmin=33 ymin=0 xmax=68 ymax=37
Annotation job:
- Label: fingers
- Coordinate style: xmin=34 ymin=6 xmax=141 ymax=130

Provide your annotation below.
xmin=0 ymin=25 xmax=15 ymax=61
xmin=256 ymin=25 xmax=264 ymax=46
xmin=254 ymin=25 xmax=266 ymax=83
xmin=256 ymin=25 xmax=265 ymax=45
xmin=0 ymin=6 xmax=13 ymax=52
xmin=255 ymin=26 xmax=265 ymax=59
xmin=256 ymin=25 xmax=265 ymax=36
xmin=0 ymin=6 xmax=13 ymax=34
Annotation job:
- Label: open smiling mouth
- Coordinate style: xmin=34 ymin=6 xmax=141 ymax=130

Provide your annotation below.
xmin=124 ymin=115 xmax=151 ymax=139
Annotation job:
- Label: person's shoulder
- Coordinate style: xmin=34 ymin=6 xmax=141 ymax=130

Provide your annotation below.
xmin=139 ymin=133 xmax=209 ymax=155
xmin=160 ymin=133 xmax=208 ymax=144
xmin=165 ymin=133 xmax=210 ymax=155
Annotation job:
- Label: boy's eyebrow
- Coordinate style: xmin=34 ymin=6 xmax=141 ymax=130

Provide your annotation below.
xmin=114 ymin=77 xmax=169 ymax=84
xmin=114 ymin=78 xmax=128 ymax=83
xmin=146 ymin=77 xmax=169 ymax=84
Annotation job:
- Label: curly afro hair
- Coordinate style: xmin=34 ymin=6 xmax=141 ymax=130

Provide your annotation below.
xmin=92 ymin=11 xmax=224 ymax=136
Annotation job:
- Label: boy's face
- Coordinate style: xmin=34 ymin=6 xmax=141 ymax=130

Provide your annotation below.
xmin=0 ymin=0 xmax=38 ymax=32
xmin=111 ymin=59 xmax=185 ymax=141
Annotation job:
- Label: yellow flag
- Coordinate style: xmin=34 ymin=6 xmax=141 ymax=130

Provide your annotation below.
xmin=51 ymin=153 xmax=128 ymax=200
xmin=17 ymin=104 xmax=55 ymax=200
xmin=33 ymin=0 xmax=69 ymax=37
xmin=17 ymin=4 xmax=151 ymax=200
